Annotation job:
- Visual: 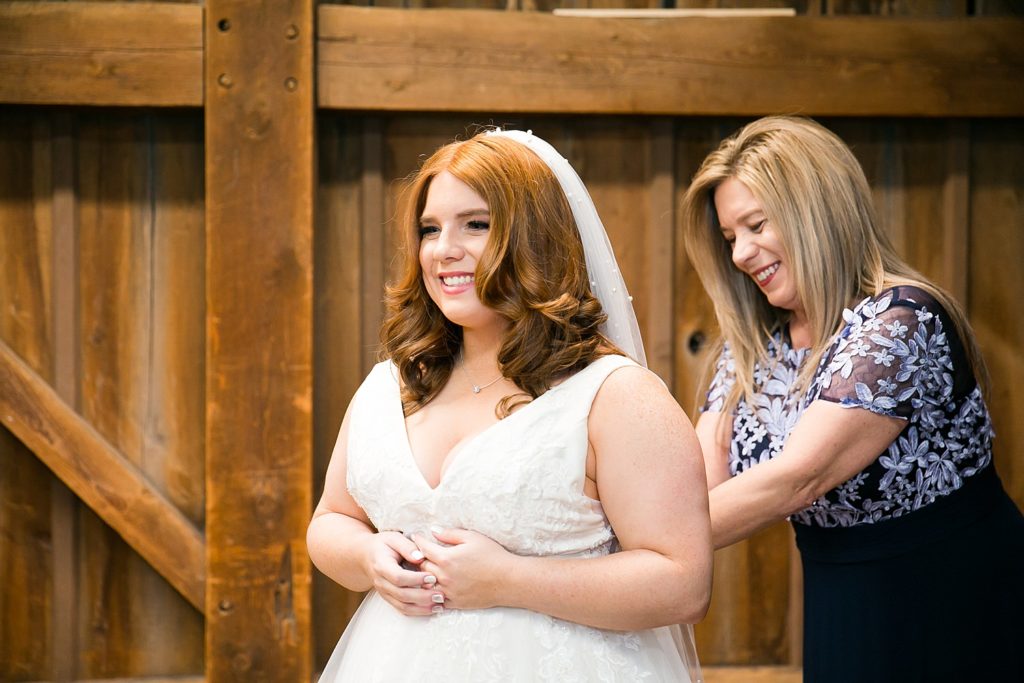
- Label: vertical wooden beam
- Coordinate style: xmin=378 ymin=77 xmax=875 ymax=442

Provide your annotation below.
xmin=205 ymin=1 xmax=313 ymax=681
xmin=646 ymin=118 xmax=675 ymax=387
xmin=50 ymin=111 xmax=79 ymax=682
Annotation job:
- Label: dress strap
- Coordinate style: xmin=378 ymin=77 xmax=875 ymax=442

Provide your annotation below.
xmin=553 ymin=354 xmax=641 ymax=413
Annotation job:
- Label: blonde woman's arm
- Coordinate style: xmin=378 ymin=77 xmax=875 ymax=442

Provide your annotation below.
xmin=707 ymin=400 xmax=904 ymax=549
xmin=696 ymin=410 xmax=733 ymax=489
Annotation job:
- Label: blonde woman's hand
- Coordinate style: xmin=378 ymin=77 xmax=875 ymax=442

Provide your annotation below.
xmin=413 ymin=527 xmax=514 ymax=611
xmin=364 ymin=531 xmax=445 ymax=616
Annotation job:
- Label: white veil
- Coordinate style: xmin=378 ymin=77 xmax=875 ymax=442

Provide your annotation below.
xmin=486 ymin=129 xmax=703 ymax=683
xmin=485 ymin=129 xmax=647 ymax=367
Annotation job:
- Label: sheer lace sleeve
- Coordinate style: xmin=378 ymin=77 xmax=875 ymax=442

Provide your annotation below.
xmin=814 ymin=291 xmax=954 ymax=420
xmin=701 ymin=343 xmax=735 ymax=413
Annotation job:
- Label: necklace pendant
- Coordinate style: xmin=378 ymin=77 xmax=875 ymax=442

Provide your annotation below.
xmin=472 ymin=385 xmax=481 ymax=394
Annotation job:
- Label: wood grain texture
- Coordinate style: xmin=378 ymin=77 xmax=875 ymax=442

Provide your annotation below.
xmin=0 ymin=428 xmax=54 ymax=679
xmin=704 ymin=664 xmax=803 ymax=682
xmin=0 ymin=2 xmax=202 ymax=106
xmin=0 ymin=111 xmax=56 ymax=681
xmin=318 ymin=7 xmax=1024 ymax=116
xmin=50 ymin=110 xmax=80 ymax=682
xmin=313 ymin=116 xmax=370 ymax=669
xmin=205 ymin=0 xmax=314 ymax=679
xmin=645 ymin=118 xmax=676 ymax=385
xmin=969 ymin=119 xmax=1024 ymax=508
xmin=0 ymin=339 xmax=205 ymax=611
xmin=77 ymin=115 xmax=204 ymax=676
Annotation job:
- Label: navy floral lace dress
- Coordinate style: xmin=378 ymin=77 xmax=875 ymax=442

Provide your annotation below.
xmin=704 ymin=285 xmax=1024 ymax=683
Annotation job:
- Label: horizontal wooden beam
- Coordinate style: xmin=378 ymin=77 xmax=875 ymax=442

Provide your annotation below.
xmin=318 ymin=7 xmax=1024 ymax=116
xmin=704 ymin=666 xmax=803 ymax=683
xmin=25 ymin=678 xmax=205 ymax=683
xmin=0 ymin=340 xmax=205 ymax=611
xmin=0 ymin=1 xmax=202 ymax=107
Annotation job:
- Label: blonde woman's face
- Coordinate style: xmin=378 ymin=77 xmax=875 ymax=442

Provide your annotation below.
xmin=418 ymin=171 xmax=505 ymax=334
xmin=714 ymin=177 xmax=804 ymax=319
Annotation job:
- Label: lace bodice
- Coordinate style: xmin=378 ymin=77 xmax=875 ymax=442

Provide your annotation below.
xmin=322 ymin=353 xmax=701 ymax=683
xmin=346 ymin=355 xmax=635 ymax=556
xmin=704 ymin=286 xmax=994 ymax=528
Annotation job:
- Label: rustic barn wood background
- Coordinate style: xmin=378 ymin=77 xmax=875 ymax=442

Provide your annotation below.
xmin=1 ymin=1 xmax=1022 ymax=682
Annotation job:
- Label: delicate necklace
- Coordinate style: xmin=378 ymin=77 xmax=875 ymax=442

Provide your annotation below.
xmin=459 ymin=357 xmax=503 ymax=394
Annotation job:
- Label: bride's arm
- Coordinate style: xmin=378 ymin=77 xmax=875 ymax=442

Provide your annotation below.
xmin=416 ymin=366 xmax=713 ymax=630
xmin=307 ymin=408 xmax=440 ymax=616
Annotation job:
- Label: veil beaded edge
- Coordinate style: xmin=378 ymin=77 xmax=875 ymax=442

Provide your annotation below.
xmin=484 ymin=129 xmax=648 ymax=368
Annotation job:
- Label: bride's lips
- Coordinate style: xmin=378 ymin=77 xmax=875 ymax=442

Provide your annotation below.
xmin=437 ymin=271 xmax=475 ymax=295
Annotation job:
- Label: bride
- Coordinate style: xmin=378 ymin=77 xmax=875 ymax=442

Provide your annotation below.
xmin=306 ymin=129 xmax=711 ymax=681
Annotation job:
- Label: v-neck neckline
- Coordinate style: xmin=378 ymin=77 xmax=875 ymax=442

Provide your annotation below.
xmin=390 ymin=359 xmax=607 ymax=492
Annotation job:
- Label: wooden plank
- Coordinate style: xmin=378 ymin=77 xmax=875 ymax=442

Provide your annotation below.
xmin=204 ymin=0 xmax=314 ymax=679
xmin=969 ymin=120 xmax=1024 ymax=508
xmin=77 ymin=115 xmax=203 ymax=676
xmin=703 ymin=665 xmax=803 ymax=683
xmin=942 ymin=120 xmax=969 ymax=305
xmin=360 ymin=119 xmax=385 ymax=375
xmin=313 ymin=116 xmax=368 ymax=671
xmin=645 ymin=118 xmax=675 ymax=385
xmin=0 ymin=339 xmax=205 ymax=612
xmin=318 ymin=7 xmax=1024 ymax=116
xmin=138 ymin=114 xmax=207 ymax=673
xmin=25 ymin=677 xmax=205 ymax=683
xmin=0 ymin=2 xmax=203 ymax=107
xmin=0 ymin=427 xmax=54 ymax=680
xmin=0 ymin=110 xmax=55 ymax=681
xmin=698 ymin=523 xmax=794 ymax=664
xmin=50 ymin=110 xmax=80 ymax=682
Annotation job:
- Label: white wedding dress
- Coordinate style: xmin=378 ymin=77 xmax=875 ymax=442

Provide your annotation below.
xmin=320 ymin=355 xmax=701 ymax=682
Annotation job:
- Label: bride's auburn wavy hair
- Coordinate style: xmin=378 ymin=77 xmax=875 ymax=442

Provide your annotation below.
xmin=381 ymin=132 xmax=619 ymax=417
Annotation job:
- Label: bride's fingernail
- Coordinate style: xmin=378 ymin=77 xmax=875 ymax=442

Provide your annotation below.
xmin=431 ymin=593 xmax=445 ymax=604
xmin=430 ymin=525 xmax=443 ymax=536
xmin=431 ymin=605 xmax=444 ymax=615
xmin=423 ymin=575 xmax=437 ymax=585
xmin=410 ymin=550 xmax=424 ymax=561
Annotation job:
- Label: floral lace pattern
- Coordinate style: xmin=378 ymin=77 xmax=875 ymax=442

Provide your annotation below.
xmin=322 ymin=355 xmax=697 ymax=682
xmin=704 ymin=286 xmax=994 ymax=528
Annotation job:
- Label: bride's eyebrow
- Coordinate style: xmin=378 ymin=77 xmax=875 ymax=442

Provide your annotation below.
xmin=419 ymin=209 xmax=489 ymax=224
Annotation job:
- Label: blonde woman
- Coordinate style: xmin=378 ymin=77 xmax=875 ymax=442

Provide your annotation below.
xmin=682 ymin=116 xmax=1024 ymax=682
xmin=308 ymin=130 xmax=710 ymax=681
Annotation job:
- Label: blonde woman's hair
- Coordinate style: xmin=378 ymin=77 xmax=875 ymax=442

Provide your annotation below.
xmin=381 ymin=132 xmax=618 ymax=417
xmin=681 ymin=115 xmax=987 ymax=418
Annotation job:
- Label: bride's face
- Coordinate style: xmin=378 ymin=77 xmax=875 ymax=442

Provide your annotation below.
xmin=418 ymin=171 xmax=506 ymax=335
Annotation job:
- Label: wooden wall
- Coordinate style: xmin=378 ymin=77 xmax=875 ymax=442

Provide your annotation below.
xmin=1 ymin=1 xmax=1022 ymax=681
xmin=0 ymin=110 xmax=206 ymax=679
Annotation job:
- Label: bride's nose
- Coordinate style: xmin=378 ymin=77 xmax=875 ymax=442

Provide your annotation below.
xmin=436 ymin=226 xmax=464 ymax=261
